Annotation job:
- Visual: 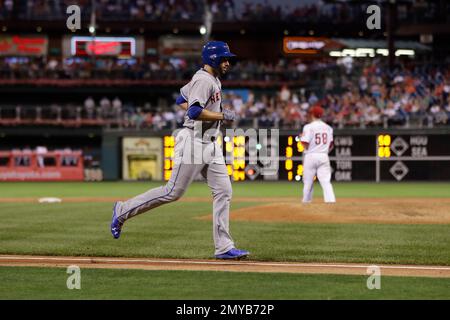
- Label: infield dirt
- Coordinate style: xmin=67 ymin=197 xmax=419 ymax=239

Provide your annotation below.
xmin=199 ymin=198 xmax=450 ymax=224
xmin=1 ymin=255 xmax=450 ymax=278
xmin=2 ymin=196 xmax=450 ymax=224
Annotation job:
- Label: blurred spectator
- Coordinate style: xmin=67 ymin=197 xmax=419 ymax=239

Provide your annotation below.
xmin=36 ymin=145 xmax=48 ymax=168
xmin=279 ymin=85 xmax=291 ymax=102
xmin=0 ymin=0 xmax=13 ymax=18
xmin=112 ymin=97 xmax=122 ymax=119
xmin=339 ymin=56 xmax=354 ymax=75
xmin=61 ymin=147 xmax=77 ymax=166
xmin=152 ymin=111 xmax=164 ymax=130
xmin=84 ymin=96 xmax=95 ymax=119
xmin=431 ymin=105 xmax=448 ymax=125
xmin=364 ymin=105 xmax=382 ymax=126
xmin=99 ymin=97 xmax=111 ymax=119
xmin=231 ymin=93 xmax=244 ymax=115
xmin=324 ymin=76 xmax=334 ymax=93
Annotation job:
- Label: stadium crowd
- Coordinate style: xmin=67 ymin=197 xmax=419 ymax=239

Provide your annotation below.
xmin=0 ymin=56 xmax=332 ymax=82
xmin=250 ymin=61 xmax=450 ymax=128
xmin=1 ymin=0 xmax=357 ymax=22
xmin=96 ymin=61 xmax=450 ymax=129
xmin=3 ymin=0 xmax=445 ymax=24
xmin=3 ymin=59 xmax=449 ymax=130
xmin=0 ymin=58 xmax=450 ymax=130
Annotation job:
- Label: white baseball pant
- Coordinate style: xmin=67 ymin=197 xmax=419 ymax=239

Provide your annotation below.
xmin=302 ymin=153 xmax=336 ymax=203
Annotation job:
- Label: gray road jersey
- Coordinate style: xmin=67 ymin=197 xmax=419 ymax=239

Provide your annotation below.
xmin=180 ymin=69 xmax=222 ymax=141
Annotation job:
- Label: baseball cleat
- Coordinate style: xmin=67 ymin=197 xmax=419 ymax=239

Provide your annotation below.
xmin=110 ymin=202 xmax=124 ymax=239
xmin=215 ymin=248 xmax=250 ymax=260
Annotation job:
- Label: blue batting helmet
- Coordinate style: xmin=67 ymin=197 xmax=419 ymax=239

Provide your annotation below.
xmin=201 ymin=41 xmax=236 ymax=68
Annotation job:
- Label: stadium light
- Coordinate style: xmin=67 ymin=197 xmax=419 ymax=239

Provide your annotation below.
xmin=199 ymin=25 xmax=207 ymax=35
xmin=342 ymin=49 xmax=356 ymax=57
xmin=329 ymin=51 xmax=342 ymax=57
xmin=376 ymin=49 xmax=389 ymax=56
xmin=395 ymin=49 xmax=415 ymax=56
xmin=355 ymin=48 xmax=375 ymax=57
xmin=89 ymin=26 xmax=96 ymax=34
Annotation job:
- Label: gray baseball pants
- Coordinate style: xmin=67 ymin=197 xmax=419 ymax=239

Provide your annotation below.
xmin=115 ymin=128 xmax=235 ymax=255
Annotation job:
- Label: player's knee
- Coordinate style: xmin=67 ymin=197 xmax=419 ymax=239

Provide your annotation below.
xmin=164 ymin=185 xmax=186 ymax=202
xmin=318 ymin=179 xmax=332 ymax=187
xmin=213 ymin=183 xmax=232 ymax=201
xmin=222 ymin=183 xmax=233 ymax=200
xmin=171 ymin=188 xmax=185 ymax=201
xmin=303 ymin=181 xmax=313 ymax=189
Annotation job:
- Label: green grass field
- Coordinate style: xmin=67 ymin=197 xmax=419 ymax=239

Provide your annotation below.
xmin=0 ymin=181 xmax=449 ymax=299
xmin=1 ymin=181 xmax=450 ymax=198
xmin=1 ymin=266 xmax=449 ymax=300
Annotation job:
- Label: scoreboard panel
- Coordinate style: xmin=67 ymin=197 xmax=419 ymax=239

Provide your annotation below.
xmin=380 ymin=161 xmax=450 ymax=181
xmin=163 ymin=136 xmax=175 ymax=181
xmin=161 ymin=132 xmax=450 ymax=182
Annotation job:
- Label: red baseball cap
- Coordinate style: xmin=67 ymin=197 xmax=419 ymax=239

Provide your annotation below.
xmin=309 ymin=106 xmax=324 ymax=118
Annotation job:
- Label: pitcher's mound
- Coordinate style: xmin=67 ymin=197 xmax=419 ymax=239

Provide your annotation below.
xmin=198 ymin=198 xmax=450 ymax=224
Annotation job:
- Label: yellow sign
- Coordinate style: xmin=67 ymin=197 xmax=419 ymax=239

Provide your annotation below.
xmin=127 ymin=155 xmax=158 ymax=180
xmin=378 ymin=134 xmax=392 ymax=158
xmin=163 ymin=136 xmax=175 ymax=181
xmin=122 ymin=137 xmax=163 ymax=180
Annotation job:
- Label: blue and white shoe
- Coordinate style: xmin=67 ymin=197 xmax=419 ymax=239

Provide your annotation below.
xmin=110 ymin=202 xmax=124 ymax=239
xmin=215 ymin=248 xmax=250 ymax=260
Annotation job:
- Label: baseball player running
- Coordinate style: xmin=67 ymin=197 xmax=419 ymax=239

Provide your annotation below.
xmin=300 ymin=106 xmax=336 ymax=203
xmin=110 ymin=41 xmax=249 ymax=260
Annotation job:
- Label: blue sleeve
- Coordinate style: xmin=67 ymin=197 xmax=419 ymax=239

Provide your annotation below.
xmin=176 ymin=95 xmax=187 ymax=105
xmin=187 ymin=102 xmax=203 ymax=120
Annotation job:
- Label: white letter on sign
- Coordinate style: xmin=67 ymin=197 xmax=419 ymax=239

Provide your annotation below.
xmin=366 ymin=5 xmax=381 ymax=30
xmin=66 ymin=265 xmax=81 ymax=290
xmin=366 ymin=265 xmax=381 ymax=290
xmin=66 ymin=5 xmax=81 ymax=31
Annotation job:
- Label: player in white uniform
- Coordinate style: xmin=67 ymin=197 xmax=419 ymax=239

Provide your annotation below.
xmin=300 ymin=106 xmax=336 ymax=203
xmin=110 ymin=41 xmax=249 ymax=260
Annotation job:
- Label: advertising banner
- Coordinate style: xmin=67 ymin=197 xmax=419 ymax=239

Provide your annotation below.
xmin=0 ymin=35 xmax=48 ymax=56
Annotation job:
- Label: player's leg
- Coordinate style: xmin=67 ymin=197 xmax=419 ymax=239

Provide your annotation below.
xmin=113 ymin=130 xmax=202 ymax=223
xmin=205 ymin=162 xmax=237 ymax=256
xmin=317 ymin=155 xmax=336 ymax=203
xmin=116 ymin=163 xmax=202 ymax=221
xmin=302 ymin=154 xmax=316 ymax=203
xmin=199 ymin=139 xmax=247 ymax=258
